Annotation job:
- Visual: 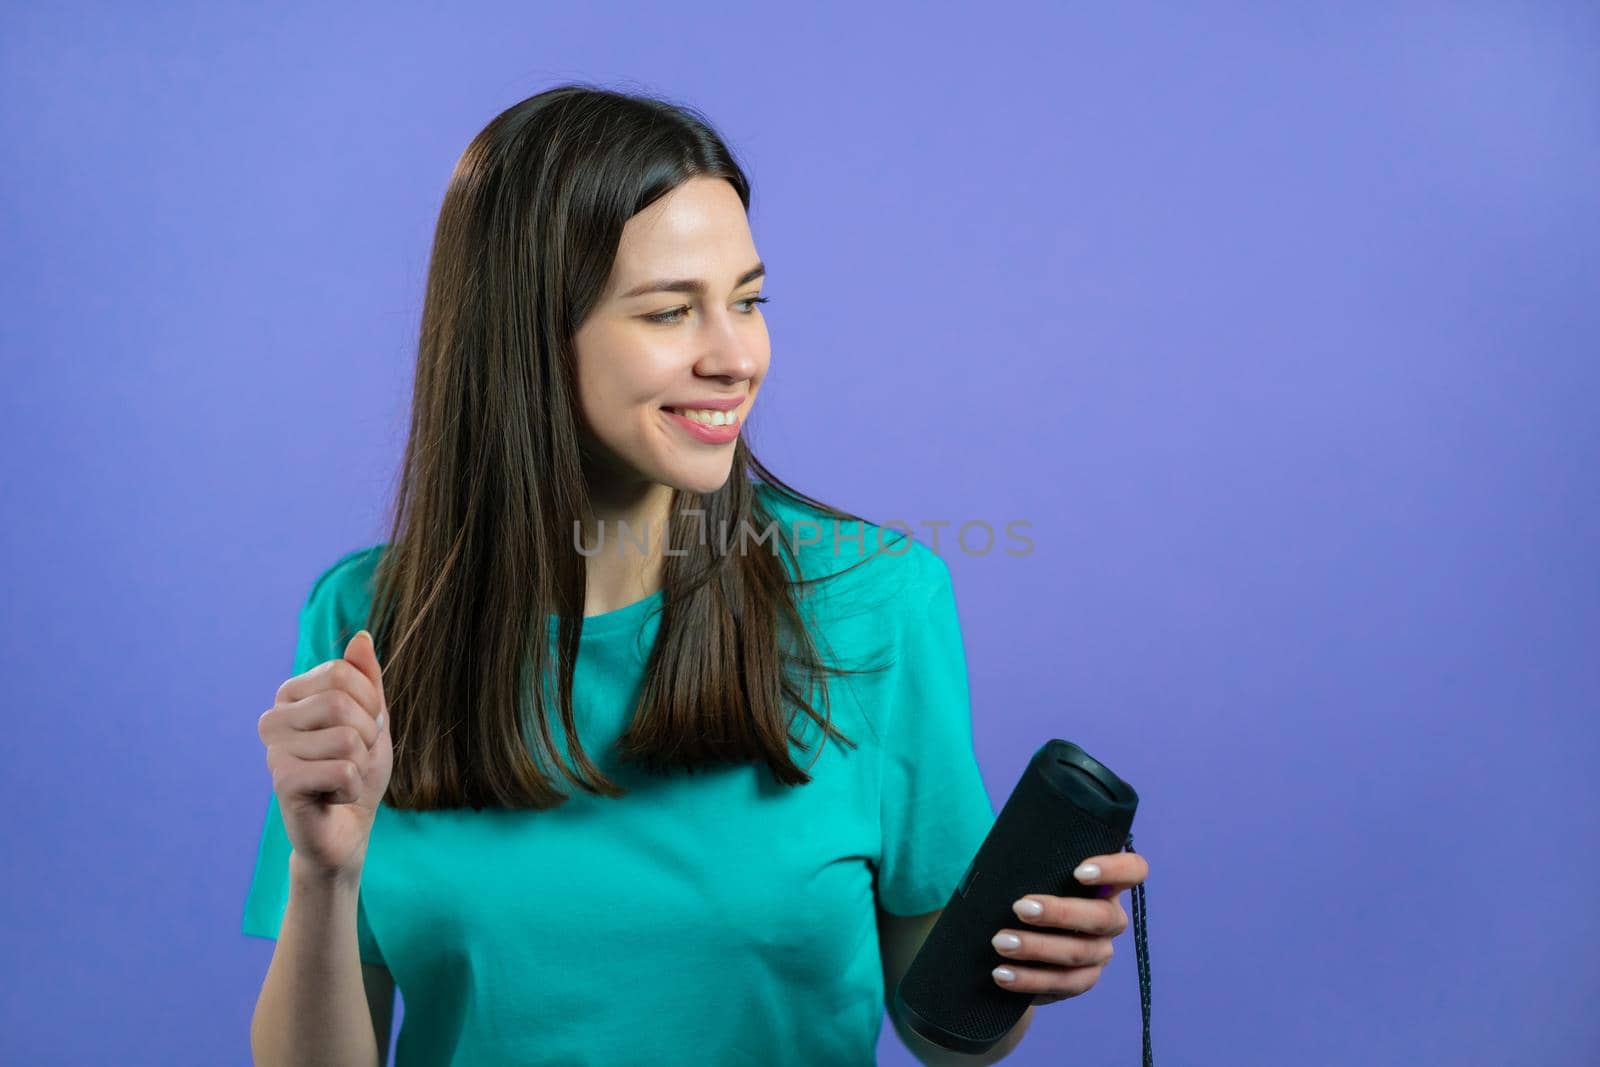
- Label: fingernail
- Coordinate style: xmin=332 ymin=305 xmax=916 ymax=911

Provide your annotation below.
xmin=993 ymin=966 xmax=1016 ymax=983
xmin=1013 ymin=898 xmax=1043 ymax=918
xmin=992 ymin=933 xmax=1022 ymax=951
xmin=1074 ymin=862 xmax=1101 ymax=883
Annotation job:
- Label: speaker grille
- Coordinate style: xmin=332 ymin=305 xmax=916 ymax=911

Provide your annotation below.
xmin=897 ymin=768 xmax=1127 ymax=1048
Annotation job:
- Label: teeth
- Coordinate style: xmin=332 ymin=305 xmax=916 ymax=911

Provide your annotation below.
xmin=670 ymin=407 xmax=736 ymax=426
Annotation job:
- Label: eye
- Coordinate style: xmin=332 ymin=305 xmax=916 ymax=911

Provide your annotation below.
xmin=644 ymin=296 xmax=769 ymax=325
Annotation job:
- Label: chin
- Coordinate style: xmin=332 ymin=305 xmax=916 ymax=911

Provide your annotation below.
xmin=656 ymin=464 xmax=735 ymax=498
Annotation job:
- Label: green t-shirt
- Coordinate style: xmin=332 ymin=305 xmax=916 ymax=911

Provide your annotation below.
xmin=241 ymin=487 xmax=997 ymax=1066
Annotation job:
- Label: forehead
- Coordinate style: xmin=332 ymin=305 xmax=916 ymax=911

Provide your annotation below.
xmin=611 ymin=177 xmax=755 ymax=277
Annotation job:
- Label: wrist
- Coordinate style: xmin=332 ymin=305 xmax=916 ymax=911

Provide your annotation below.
xmin=289 ymin=850 xmax=362 ymax=896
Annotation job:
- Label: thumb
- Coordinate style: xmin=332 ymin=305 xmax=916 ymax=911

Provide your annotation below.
xmin=343 ymin=628 xmax=387 ymax=713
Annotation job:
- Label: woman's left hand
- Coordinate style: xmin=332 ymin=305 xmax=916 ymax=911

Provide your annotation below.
xmin=989 ymin=851 xmax=1150 ymax=1006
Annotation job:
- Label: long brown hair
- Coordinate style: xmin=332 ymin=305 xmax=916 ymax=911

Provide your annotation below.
xmin=365 ymin=83 xmax=898 ymax=811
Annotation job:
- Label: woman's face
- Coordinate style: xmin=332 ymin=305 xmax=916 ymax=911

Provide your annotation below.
xmin=573 ymin=175 xmax=770 ymax=499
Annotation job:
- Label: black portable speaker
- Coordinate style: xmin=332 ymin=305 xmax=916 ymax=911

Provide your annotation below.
xmin=892 ymin=739 xmax=1152 ymax=1064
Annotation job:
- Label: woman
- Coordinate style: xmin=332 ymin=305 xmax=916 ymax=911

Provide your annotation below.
xmin=244 ymin=83 xmax=1146 ymax=1066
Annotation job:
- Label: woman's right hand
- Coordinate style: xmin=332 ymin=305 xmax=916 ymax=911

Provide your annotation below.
xmin=257 ymin=629 xmax=393 ymax=886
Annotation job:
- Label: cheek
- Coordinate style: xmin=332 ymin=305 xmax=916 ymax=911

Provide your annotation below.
xmin=577 ymin=343 xmax=671 ymax=418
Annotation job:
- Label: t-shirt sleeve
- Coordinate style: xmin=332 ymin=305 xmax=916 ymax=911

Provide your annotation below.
xmin=240 ymin=556 xmax=386 ymax=967
xmin=875 ymin=551 xmax=997 ymax=917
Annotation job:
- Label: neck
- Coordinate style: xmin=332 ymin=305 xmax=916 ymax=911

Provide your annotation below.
xmin=576 ymin=476 xmax=675 ymax=617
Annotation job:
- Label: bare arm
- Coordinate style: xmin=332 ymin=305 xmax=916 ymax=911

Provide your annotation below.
xmin=250 ymin=854 xmax=389 ymax=1067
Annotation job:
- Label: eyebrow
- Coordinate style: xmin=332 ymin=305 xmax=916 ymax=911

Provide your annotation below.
xmin=619 ymin=262 xmax=766 ymax=299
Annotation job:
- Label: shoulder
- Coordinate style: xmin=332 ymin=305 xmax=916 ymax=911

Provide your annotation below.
xmin=301 ymin=543 xmax=386 ymax=615
xmin=294 ymin=544 xmax=388 ymax=665
xmin=750 ymin=479 xmax=950 ymax=621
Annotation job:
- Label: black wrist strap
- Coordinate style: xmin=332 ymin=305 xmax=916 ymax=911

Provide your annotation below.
xmin=1125 ymin=831 xmax=1153 ymax=1066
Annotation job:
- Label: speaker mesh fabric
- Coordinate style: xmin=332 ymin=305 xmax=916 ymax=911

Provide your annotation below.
xmin=897 ymin=767 xmax=1129 ymax=1048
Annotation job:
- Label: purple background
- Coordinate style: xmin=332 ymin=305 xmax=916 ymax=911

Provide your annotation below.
xmin=3 ymin=3 xmax=1597 ymax=1064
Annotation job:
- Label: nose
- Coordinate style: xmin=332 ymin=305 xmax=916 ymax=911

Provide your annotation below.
xmin=692 ymin=306 xmax=764 ymax=382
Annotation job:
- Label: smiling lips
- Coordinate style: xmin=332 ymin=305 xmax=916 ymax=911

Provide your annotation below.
xmin=662 ymin=395 xmax=744 ymax=412
xmin=662 ymin=404 xmax=742 ymax=444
